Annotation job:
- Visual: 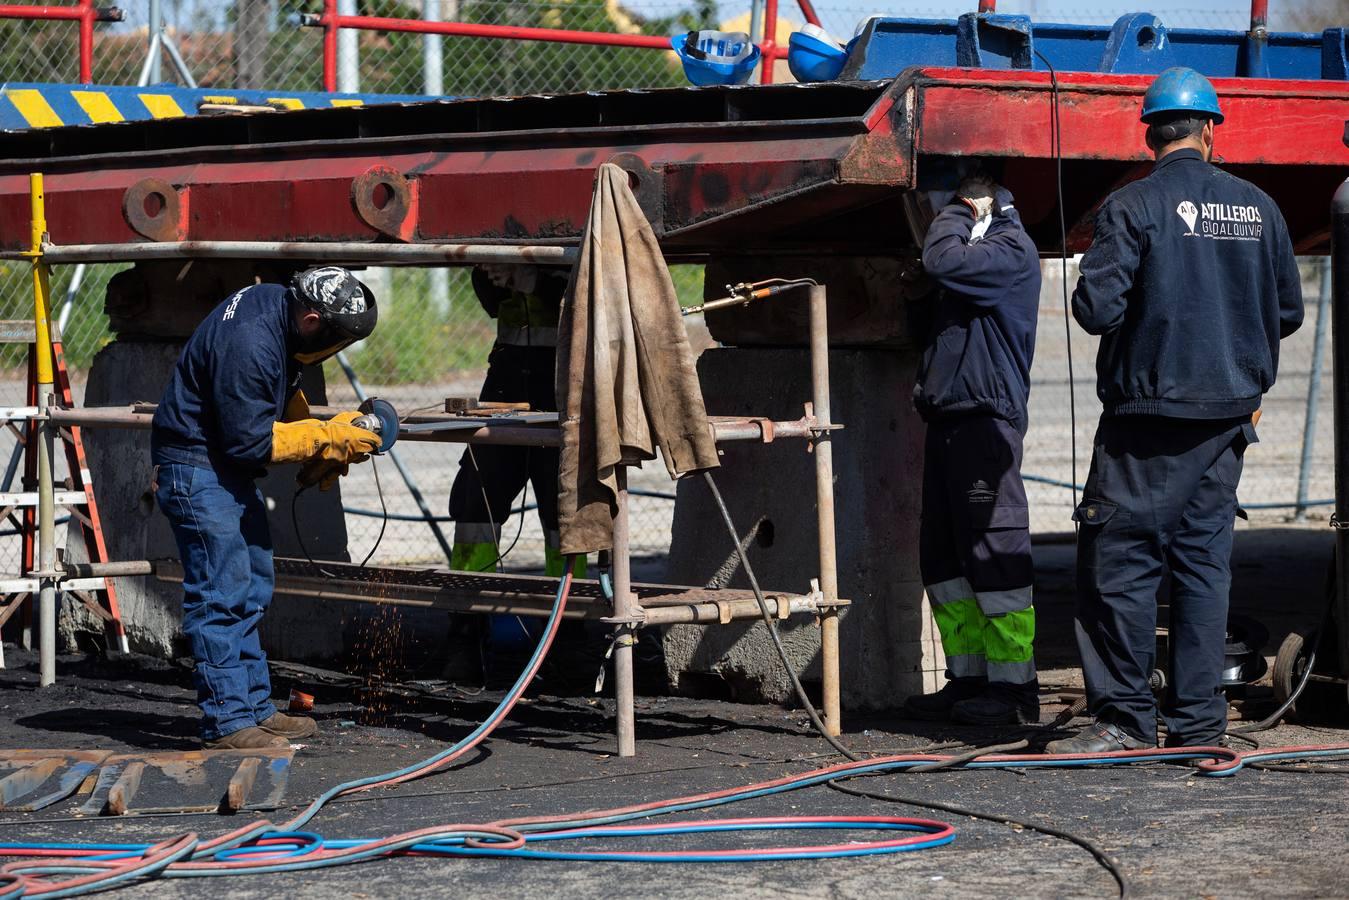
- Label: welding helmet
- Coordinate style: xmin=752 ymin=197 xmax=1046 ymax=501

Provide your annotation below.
xmin=287 ymin=266 xmax=378 ymax=364
xmin=1141 ymin=67 xmax=1224 ymax=125
xmin=671 ymin=31 xmax=760 ymax=86
xmin=788 ymin=24 xmax=847 ymax=83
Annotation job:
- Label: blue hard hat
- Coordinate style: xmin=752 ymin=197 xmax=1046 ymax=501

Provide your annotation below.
xmin=1141 ymin=66 xmax=1223 ymax=124
xmin=788 ymin=24 xmax=847 ymax=83
xmin=671 ymin=31 xmax=761 ymax=87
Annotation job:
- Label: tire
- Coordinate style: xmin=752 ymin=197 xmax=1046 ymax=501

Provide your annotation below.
xmin=1272 ymin=628 xmax=1349 ymax=724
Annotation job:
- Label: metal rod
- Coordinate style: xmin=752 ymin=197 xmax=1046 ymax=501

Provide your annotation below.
xmin=78 ymin=0 xmax=95 ymax=82
xmin=29 ymin=174 xmax=57 ymax=688
xmin=612 ymin=468 xmax=636 ymax=757
xmin=337 ymin=0 xmax=360 ymax=94
xmin=334 ymin=352 xmax=454 ymax=565
xmin=160 ymin=32 xmax=198 ymax=89
xmin=1297 ymin=257 xmax=1333 ymax=521
xmin=794 ymin=0 xmax=821 ymax=28
xmin=322 ymin=0 xmax=338 ymax=92
xmin=304 ymin=10 xmax=672 ymax=50
xmin=49 ymin=560 xmax=154 ymax=579
xmin=24 ymin=241 xmax=579 ymax=266
xmin=45 ymin=406 xmax=826 ymax=450
xmin=136 ymin=32 xmax=161 ymax=86
xmin=1331 ymin=179 xmax=1349 ymax=678
xmin=423 ymin=0 xmax=444 ymax=97
xmin=148 ymin=0 xmax=162 ymax=83
xmin=759 ymin=0 xmax=779 ymax=84
xmin=808 ymin=283 xmax=841 ymax=736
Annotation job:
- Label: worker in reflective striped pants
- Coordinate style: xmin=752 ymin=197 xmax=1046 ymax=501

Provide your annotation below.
xmin=903 ymin=175 xmax=1041 ymax=726
xmin=448 ymin=264 xmax=583 ymax=579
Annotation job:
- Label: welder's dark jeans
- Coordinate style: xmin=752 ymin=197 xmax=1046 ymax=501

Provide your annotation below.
xmin=1074 ymin=415 xmax=1256 ymax=746
xmin=155 ymin=462 xmax=276 ymax=740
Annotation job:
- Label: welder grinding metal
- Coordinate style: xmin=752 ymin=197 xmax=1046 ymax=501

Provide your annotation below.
xmin=905 ymin=174 xmax=1043 ymax=726
xmin=1048 ymin=68 xmax=1304 ymax=754
xmin=150 ymin=267 xmax=380 ymax=749
xmin=448 ymin=264 xmax=583 ymax=577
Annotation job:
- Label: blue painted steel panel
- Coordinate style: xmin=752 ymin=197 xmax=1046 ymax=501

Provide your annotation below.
xmin=0 ymin=83 xmax=436 ymax=131
xmin=845 ymin=13 xmax=1348 ymax=81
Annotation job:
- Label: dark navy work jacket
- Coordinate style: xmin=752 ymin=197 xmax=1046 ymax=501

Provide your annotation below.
xmin=151 ymin=283 xmax=302 ymax=475
xmin=1072 ymin=148 xmax=1304 ymax=418
xmin=914 ymin=201 xmax=1042 ymax=434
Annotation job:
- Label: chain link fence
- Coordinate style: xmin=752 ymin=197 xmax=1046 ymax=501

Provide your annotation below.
xmin=0 ymin=1 xmax=1333 ymax=584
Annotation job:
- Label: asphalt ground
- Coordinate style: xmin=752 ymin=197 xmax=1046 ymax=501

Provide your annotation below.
xmin=3 ymin=648 xmax=1349 ymax=899
xmin=1 ymin=522 xmax=1345 ymax=898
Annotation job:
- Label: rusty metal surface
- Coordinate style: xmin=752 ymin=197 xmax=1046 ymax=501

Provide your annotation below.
xmin=0 ymin=749 xmax=110 ymax=812
xmin=0 ymin=80 xmax=904 ymax=256
xmin=0 ymin=68 xmax=1344 ymax=254
xmin=152 ymin=558 xmax=845 ymax=625
xmin=79 ymin=748 xmax=294 ymax=816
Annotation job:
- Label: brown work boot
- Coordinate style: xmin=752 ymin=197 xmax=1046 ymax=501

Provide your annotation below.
xmin=203 ymin=726 xmax=290 ymax=750
xmin=257 ymin=711 xmax=318 ymax=740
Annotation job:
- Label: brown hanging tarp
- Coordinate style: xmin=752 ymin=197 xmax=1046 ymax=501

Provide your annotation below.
xmin=555 ymin=163 xmax=720 ymax=554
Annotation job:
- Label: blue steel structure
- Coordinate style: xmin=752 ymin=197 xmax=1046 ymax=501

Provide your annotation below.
xmin=843 ymin=12 xmax=1348 ymax=81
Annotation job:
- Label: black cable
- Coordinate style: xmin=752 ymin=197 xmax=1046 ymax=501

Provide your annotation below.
xmin=1033 ymin=48 xmax=1079 ymax=520
xmin=359 ymin=456 xmax=389 ymax=568
xmin=827 ymin=775 xmax=1130 ymax=899
xmin=290 ymin=484 xmax=336 ymax=578
xmin=702 ymin=470 xmax=861 ymax=761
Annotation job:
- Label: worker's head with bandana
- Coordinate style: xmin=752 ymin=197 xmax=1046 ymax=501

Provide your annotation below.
xmin=286 ymin=266 xmax=379 ymax=364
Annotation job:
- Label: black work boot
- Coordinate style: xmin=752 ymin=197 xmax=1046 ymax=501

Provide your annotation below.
xmin=902 ymin=678 xmax=987 ymax=721
xmin=951 ymin=693 xmax=1040 ymax=726
xmin=1045 ymin=721 xmax=1154 ymax=755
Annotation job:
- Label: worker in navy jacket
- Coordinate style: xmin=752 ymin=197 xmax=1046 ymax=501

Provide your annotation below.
xmin=152 ymin=267 xmax=381 ymax=749
xmin=1048 ymin=69 xmax=1304 ymax=754
xmin=906 ymin=176 xmax=1043 ymax=726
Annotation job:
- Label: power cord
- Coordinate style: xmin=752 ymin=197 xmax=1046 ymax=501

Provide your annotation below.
xmin=1033 ymin=48 xmax=1079 ymax=520
xmin=701 ymin=469 xmax=860 ymax=761
xmin=827 ymin=775 xmax=1130 ymax=898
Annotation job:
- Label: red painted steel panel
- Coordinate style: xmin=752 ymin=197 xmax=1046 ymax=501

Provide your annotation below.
xmin=912 ymin=67 xmax=1349 ymax=167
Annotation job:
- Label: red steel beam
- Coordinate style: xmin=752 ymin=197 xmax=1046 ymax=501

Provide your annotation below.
xmin=0 ymin=68 xmax=1345 ymax=255
xmin=912 ymin=67 xmax=1349 ymax=166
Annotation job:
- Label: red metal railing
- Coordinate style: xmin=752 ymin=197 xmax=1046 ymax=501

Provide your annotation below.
xmin=0 ymin=1 xmax=124 ymax=83
xmin=308 ymin=0 xmax=820 ymax=89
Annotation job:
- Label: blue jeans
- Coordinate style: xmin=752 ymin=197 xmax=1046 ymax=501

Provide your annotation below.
xmin=155 ymin=461 xmax=276 ymax=739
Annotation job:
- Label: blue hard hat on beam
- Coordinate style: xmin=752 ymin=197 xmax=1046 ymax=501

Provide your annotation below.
xmin=1140 ymin=67 xmax=1224 ymax=125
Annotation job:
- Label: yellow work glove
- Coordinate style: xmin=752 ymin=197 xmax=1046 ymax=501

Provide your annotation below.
xmin=297 ymin=459 xmax=349 ymax=492
xmin=282 ymin=389 xmax=311 ymax=423
xmin=271 ymin=419 xmax=379 ymax=465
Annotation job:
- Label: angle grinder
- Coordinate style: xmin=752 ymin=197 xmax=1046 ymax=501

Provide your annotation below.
xmin=351 ymin=397 xmax=399 ymax=454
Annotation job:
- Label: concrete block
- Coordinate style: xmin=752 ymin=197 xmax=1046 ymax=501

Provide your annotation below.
xmin=664 ymin=345 xmax=934 ymax=712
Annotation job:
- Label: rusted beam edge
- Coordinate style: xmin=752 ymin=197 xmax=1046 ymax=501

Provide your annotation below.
xmin=0 ymin=241 xmax=578 ymax=266
xmin=0 ymin=116 xmax=878 ymax=174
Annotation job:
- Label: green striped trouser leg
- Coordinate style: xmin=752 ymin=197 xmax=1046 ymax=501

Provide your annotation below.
xmin=975 ymin=585 xmax=1036 ymax=685
xmin=451 ymin=521 xmax=501 ymax=573
xmin=926 ymin=577 xmax=988 ymax=679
